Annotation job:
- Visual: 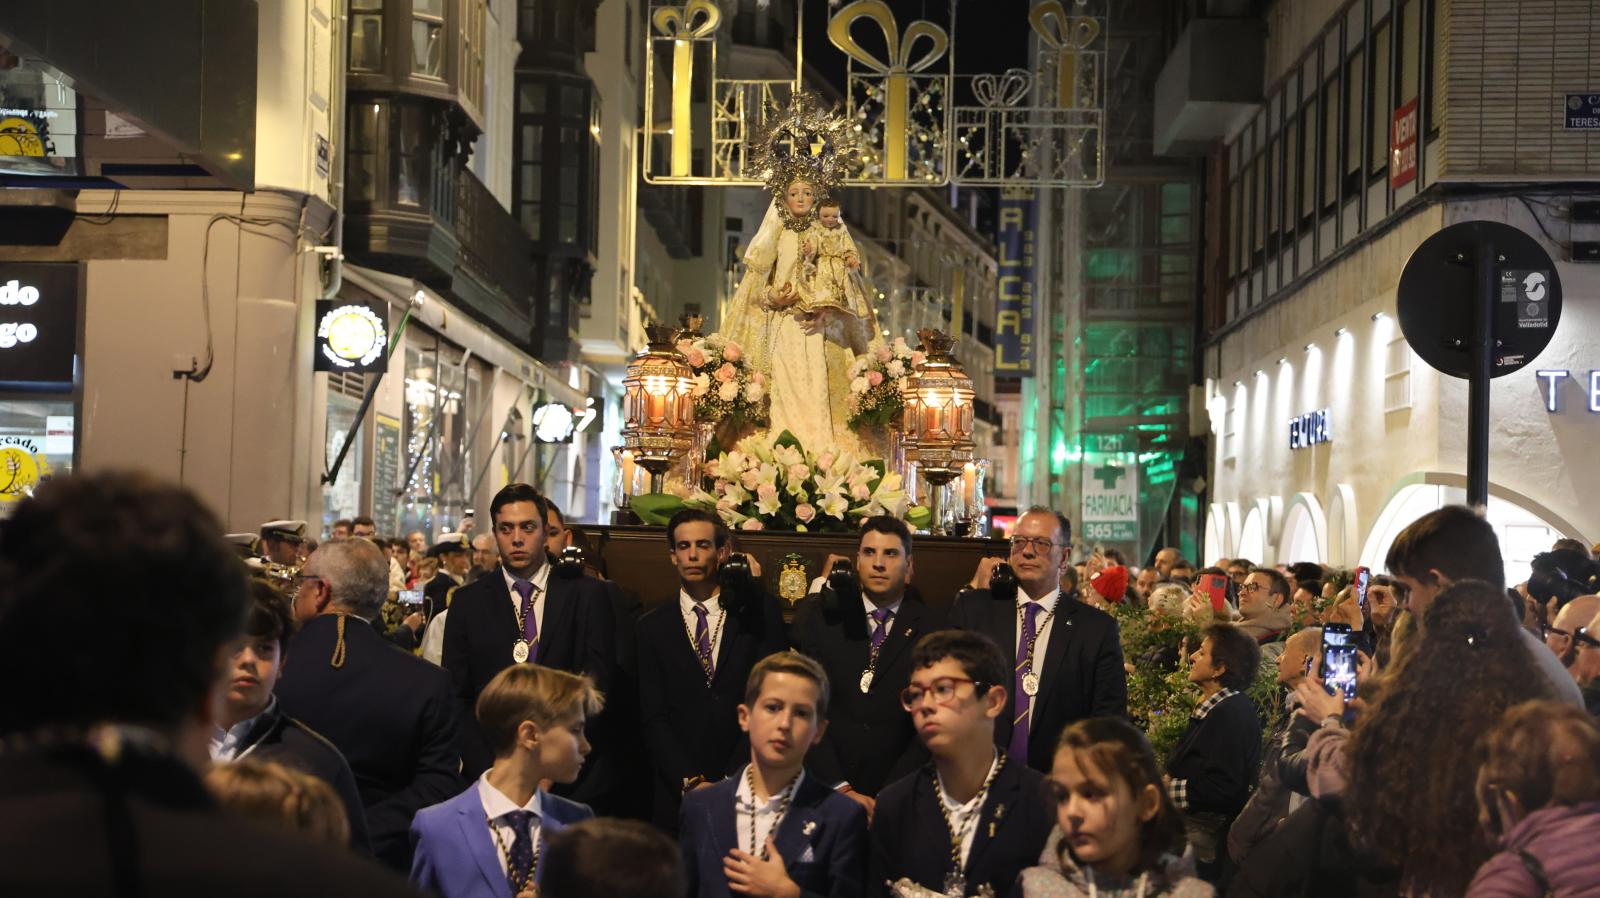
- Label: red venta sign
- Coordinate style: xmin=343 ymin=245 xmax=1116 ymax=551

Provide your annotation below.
xmin=1390 ymin=99 xmax=1419 ymax=188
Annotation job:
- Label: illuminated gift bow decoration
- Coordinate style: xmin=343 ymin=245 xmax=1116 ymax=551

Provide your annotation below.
xmin=652 ymin=0 xmax=721 ymax=177
xmin=1029 ymin=1 xmax=1102 ymax=109
xmin=827 ymin=0 xmax=948 ymax=181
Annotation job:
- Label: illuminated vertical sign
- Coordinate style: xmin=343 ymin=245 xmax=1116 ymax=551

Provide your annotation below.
xmin=994 ymin=186 xmax=1037 ymax=378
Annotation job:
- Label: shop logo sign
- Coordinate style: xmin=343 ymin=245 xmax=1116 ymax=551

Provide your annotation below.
xmin=1289 ymin=409 xmax=1332 ymax=450
xmin=0 ymin=280 xmax=42 ymax=348
xmin=1535 ymin=370 xmax=1600 ymax=413
xmin=0 ymin=437 xmax=51 ymax=503
xmin=314 ymin=300 xmax=388 ymax=372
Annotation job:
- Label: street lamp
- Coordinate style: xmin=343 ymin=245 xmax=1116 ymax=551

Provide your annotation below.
xmin=620 ymin=325 xmax=697 ymax=495
xmin=900 ymin=329 xmax=975 ymax=535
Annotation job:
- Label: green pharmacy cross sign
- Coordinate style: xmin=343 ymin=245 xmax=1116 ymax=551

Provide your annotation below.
xmin=1081 ymin=454 xmax=1139 ymax=543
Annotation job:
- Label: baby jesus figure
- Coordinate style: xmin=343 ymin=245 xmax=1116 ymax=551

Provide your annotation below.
xmin=797 ymin=198 xmax=875 ymax=355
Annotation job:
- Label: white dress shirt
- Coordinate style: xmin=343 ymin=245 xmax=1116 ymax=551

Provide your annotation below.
xmin=502 ymin=563 xmax=552 ymax=640
xmin=734 ymin=765 xmax=804 ymax=855
xmin=209 ymin=697 xmax=275 ymax=762
xmin=1015 ymin=588 xmax=1060 ymax=724
xmin=936 ymin=752 xmax=999 ymax=870
xmin=679 ymin=588 xmax=726 ymax=665
xmin=477 ymin=772 xmax=544 ymax=876
xmin=420 ymin=609 xmax=448 ymax=665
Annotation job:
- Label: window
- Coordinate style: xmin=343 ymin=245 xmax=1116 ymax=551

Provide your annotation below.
xmin=1301 ymin=93 xmax=1318 ymax=223
xmin=1384 ymin=330 xmax=1412 ymax=411
xmin=1251 ymin=159 xmax=1264 ymax=259
xmin=1398 ymin=0 xmax=1420 ymax=103
xmin=397 ymin=104 xmax=430 ymax=206
xmin=1322 ymin=76 xmax=1339 ymax=210
xmin=348 ymin=101 xmax=383 ymax=202
xmin=412 ymin=0 xmax=445 ymax=78
xmin=1228 ymin=177 xmax=1242 ymax=277
xmin=1265 ymin=134 xmax=1280 ymax=249
xmin=1344 ymin=47 xmax=1364 ymax=194
xmin=462 ymin=0 xmax=487 ymax=112
xmin=1283 ymin=117 xmax=1299 ymax=236
xmin=623 ymin=2 xmax=633 ymax=67
xmin=1369 ymin=22 xmax=1391 ymax=178
xmin=350 ymin=0 xmax=384 ymax=72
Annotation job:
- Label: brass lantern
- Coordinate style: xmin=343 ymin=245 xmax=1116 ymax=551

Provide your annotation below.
xmin=900 ymin=329 xmax=976 ymax=534
xmin=621 ymin=325 xmax=698 ymax=495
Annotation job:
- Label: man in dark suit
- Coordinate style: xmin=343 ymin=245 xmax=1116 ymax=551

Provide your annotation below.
xmin=0 ymin=472 xmax=417 ymax=896
xmin=277 ymin=536 xmax=464 ymax=872
xmin=423 ymin=534 xmax=471 ymax=615
xmin=637 ymin=508 xmax=790 ymax=830
xmin=948 ymin=507 xmax=1128 ymax=772
xmin=868 ymin=630 xmax=1054 ymax=898
xmin=443 ymin=483 xmax=615 ymax=778
xmin=791 ymin=516 xmax=941 ymax=818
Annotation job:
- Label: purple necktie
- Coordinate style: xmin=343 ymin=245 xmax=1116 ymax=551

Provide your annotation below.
xmin=868 ymin=607 xmax=893 ymax=655
xmin=1009 ymin=602 xmax=1043 ymax=763
xmin=693 ymin=603 xmax=714 ymax=679
xmin=513 ymin=580 xmax=539 ymax=647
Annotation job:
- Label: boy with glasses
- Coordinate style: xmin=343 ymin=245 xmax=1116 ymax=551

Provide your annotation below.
xmin=867 ymin=631 xmax=1053 ymax=898
xmin=949 ymin=508 xmax=1127 ymax=772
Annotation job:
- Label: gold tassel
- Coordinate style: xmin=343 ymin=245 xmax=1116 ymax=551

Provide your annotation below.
xmin=330 ymin=614 xmax=348 ymax=669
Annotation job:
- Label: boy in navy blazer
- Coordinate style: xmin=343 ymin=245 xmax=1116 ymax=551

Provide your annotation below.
xmin=411 ymin=663 xmax=602 ymax=898
xmin=680 ymin=651 xmax=868 ymax=898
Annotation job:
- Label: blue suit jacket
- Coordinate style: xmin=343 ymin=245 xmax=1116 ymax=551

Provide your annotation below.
xmin=680 ymin=770 xmax=868 ymax=898
xmin=409 ymin=782 xmax=593 ymax=898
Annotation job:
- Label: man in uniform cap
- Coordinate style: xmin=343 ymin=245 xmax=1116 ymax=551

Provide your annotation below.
xmin=258 ymin=519 xmax=307 ymax=566
xmin=423 ymin=536 xmax=471 ymax=618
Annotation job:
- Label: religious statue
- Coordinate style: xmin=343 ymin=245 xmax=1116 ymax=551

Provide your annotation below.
xmin=719 ymin=94 xmax=875 ymax=456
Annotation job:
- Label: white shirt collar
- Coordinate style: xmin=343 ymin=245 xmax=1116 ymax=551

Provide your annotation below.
xmin=502 ymin=561 xmax=551 ymax=596
xmin=1018 ymin=587 xmax=1060 ymax=612
xmin=209 ymin=696 xmax=275 ymax=761
xmin=862 ymin=595 xmax=903 ymax=619
xmin=679 ymin=587 xmax=723 ymax=616
xmin=477 ymin=771 xmax=544 ymax=821
xmin=735 ymin=764 xmax=805 ymax=811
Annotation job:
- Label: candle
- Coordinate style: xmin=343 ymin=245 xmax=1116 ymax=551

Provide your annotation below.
xmin=621 ymin=450 xmax=637 ymax=497
xmin=961 ymin=462 xmax=977 ymax=508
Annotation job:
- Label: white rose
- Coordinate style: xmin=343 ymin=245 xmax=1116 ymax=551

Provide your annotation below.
xmin=745 ymin=381 xmax=765 ymax=403
xmin=887 ymin=360 xmax=905 ymax=378
xmin=718 ymin=381 xmax=739 ymax=402
xmin=692 ymin=372 xmax=711 ymax=397
xmin=850 ymin=376 xmax=870 ymax=394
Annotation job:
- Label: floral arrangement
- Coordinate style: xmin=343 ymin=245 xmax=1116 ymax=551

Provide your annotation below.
xmin=678 ymin=333 xmax=769 ymax=428
xmin=630 ymin=431 xmax=930 ymax=532
xmin=845 ymin=337 xmax=925 ymax=428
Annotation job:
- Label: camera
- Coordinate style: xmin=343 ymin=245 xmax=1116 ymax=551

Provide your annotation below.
xmin=719 ymin=552 xmax=757 ymax=610
xmin=823 ymin=557 xmax=859 ymax=611
xmin=989 ymin=561 xmax=1019 ymax=604
xmin=553 ymin=545 xmax=586 ymax=580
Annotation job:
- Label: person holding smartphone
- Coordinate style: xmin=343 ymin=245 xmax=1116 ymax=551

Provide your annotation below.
xmin=1236 ymin=568 xmax=1293 ymax=653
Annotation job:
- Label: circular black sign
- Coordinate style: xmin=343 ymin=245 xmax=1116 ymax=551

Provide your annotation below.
xmin=1396 ymin=221 xmax=1562 ymax=379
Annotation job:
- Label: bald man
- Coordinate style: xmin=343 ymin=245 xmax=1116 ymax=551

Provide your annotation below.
xmin=1229 ymin=626 xmax=1323 ymax=862
xmin=1153 ymin=547 xmax=1180 ymax=578
xmin=1547 ymin=594 xmax=1600 ymax=673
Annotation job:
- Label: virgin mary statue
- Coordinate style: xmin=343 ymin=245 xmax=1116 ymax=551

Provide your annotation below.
xmin=719 ymin=98 xmax=875 ymax=456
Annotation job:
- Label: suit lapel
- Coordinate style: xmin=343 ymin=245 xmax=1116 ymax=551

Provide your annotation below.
xmin=456 ymin=795 xmax=512 ymax=898
xmin=707 ymin=777 xmax=740 ymax=858
xmin=1030 ymin=599 xmax=1077 ymax=721
xmin=871 ymin=599 xmax=924 ymax=678
xmin=773 ymin=775 xmax=829 ymax=865
xmin=537 ymin=574 xmax=573 ymax=663
xmin=962 ymin=757 xmax=1019 ymax=878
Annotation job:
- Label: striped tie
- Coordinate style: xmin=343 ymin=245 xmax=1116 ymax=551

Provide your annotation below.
xmin=1009 ymin=602 xmax=1043 ymax=762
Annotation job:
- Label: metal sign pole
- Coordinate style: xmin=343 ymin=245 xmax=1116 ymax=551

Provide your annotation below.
xmin=1468 ymin=241 xmax=1494 ymax=511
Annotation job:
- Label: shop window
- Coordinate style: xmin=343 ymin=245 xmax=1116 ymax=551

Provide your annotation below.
xmin=412 ymin=0 xmax=446 ymax=78
xmin=0 ymin=400 xmax=74 ymax=515
xmin=323 ymin=380 xmax=366 ymax=529
xmin=350 ymin=0 xmax=385 ymax=72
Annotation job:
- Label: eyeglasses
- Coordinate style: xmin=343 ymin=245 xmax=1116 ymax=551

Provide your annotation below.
xmin=1542 ymin=625 xmax=1571 ymax=641
xmin=900 ymin=677 xmax=992 ymax=711
xmin=1008 ymin=536 xmax=1058 ymax=556
xmin=1237 ymin=581 xmax=1263 ymax=595
xmin=1574 ymin=627 xmax=1600 ymax=650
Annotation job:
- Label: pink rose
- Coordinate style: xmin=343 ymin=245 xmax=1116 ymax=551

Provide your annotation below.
xmin=787 ymin=463 xmax=810 ymax=482
xmin=876 ymin=345 xmax=894 ymax=363
xmin=817 ymin=451 xmax=837 ymax=470
xmin=795 ymin=503 xmax=817 ymax=523
xmin=852 ymin=483 xmax=871 ymax=501
xmin=757 ymin=483 xmax=778 ymax=501
xmin=751 ymin=371 xmax=767 ymax=385
xmin=741 ymin=519 xmax=765 ymax=531
xmin=867 ymin=370 xmax=885 ymax=387
xmin=741 ymin=470 xmax=762 ymax=490
xmin=685 ymin=349 xmax=706 ymax=368
xmin=723 ymin=342 xmax=743 ymax=362
xmin=715 ymin=362 xmax=736 ymax=382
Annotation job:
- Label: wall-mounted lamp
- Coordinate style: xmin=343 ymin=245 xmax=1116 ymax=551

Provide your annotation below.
xmin=1334 ymin=327 xmax=1350 ymax=337
xmin=1304 ymin=343 xmax=1317 ymax=352
xmin=1254 ymin=369 xmax=1266 ymax=378
xmin=1371 ymin=311 xmax=1387 ymax=321
xmin=1277 ymin=357 xmax=1289 ymax=365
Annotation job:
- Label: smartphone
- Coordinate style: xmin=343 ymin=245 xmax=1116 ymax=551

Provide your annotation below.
xmin=1320 ymin=623 xmax=1359 ymax=696
xmin=398 ymin=589 xmax=425 ymax=606
xmin=1354 ymin=566 xmax=1371 ymax=618
xmin=1198 ymin=572 xmax=1229 ymax=613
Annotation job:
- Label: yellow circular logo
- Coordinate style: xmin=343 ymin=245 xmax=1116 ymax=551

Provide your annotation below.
xmin=318 ymin=304 xmax=386 ymax=368
xmin=0 ymin=117 xmax=45 ymax=157
xmin=0 ymin=439 xmax=50 ymax=503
